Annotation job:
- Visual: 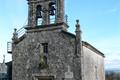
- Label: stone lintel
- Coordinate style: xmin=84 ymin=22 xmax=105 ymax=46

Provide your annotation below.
xmin=25 ymin=22 xmax=69 ymax=33
xmin=32 ymin=73 xmax=55 ymax=80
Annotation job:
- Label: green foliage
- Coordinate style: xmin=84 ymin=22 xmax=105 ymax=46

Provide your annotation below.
xmin=39 ymin=54 xmax=48 ymax=69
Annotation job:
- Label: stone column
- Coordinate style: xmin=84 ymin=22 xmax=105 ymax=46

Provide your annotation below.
xmin=75 ymin=20 xmax=82 ymax=56
xmin=28 ymin=2 xmax=37 ymax=27
xmin=56 ymin=0 xmax=64 ymax=23
xmin=42 ymin=2 xmax=50 ymax=25
xmin=74 ymin=20 xmax=82 ymax=80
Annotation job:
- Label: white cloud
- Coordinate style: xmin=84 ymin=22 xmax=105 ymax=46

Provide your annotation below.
xmin=105 ymin=58 xmax=120 ymax=70
xmin=107 ymin=8 xmax=119 ymax=14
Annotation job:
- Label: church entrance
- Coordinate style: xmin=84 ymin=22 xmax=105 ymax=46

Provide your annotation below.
xmin=34 ymin=76 xmax=54 ymax=80
xmin=37 ymin=78 xmax=52 ymax=80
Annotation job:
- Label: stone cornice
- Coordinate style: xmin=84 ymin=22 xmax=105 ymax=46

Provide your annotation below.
xmin=82 ymin=41 xmax=105 ymax=57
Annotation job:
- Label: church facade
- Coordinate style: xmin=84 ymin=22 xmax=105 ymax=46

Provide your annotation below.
xmin=9 ymin=0 xmax=105 ymax=80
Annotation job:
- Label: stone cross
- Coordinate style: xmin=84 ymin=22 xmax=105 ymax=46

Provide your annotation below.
xmin=67 ymin=65 xmax=71 ymax=72
xmin=65 ymin=65 xmax=73 ymax=79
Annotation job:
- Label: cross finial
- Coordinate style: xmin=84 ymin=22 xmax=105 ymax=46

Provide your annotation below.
xmin=76 ymin=19 xmax=79 ymax=24
xmin=75 ymin=19 xmax=81 ymax=32
xmin=12 ymin=28 xmax=18 ymax=41
xmin=76 ymin=19 xmax=80 ymax=27
xmin=65 ymin=15 xmax=68 ymax=24
xmin=14 ymin=28 xmax=17 ymax=32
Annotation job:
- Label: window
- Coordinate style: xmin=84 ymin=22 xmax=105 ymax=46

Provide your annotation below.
xmin=42 ymin=43 xmax=48 ymax=54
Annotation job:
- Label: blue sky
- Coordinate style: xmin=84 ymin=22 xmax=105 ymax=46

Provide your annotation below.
xmin=0 ymin=0 xmax=120 ymax=70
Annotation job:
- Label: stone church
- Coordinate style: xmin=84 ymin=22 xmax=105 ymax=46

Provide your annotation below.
xmin=8 ymin=0 xmax=105 ymax=80
xmin=0 ymin=55 xmax=8 ymax=80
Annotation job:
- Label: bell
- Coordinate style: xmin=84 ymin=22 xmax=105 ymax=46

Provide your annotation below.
xmin=36 ymin=5 xmax=42 ymax=18
xmin=36 ymin=11 xmax=42 ymax=18
xmin=49 ymin=5 xmax=56 ymax=16
xmin=49 ymin=2 xmax=56 ymax=16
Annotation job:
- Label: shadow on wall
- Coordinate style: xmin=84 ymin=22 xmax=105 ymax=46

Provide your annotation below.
xmin=6 ymin=61 xmax=12 ymax=80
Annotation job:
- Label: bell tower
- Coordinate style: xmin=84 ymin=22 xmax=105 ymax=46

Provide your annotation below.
xmin=27 ymin=0 xmax=67 ymax=29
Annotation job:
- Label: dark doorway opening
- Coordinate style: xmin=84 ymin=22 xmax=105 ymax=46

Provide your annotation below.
xmin=35 ymin=76 xmax=54 ymax=80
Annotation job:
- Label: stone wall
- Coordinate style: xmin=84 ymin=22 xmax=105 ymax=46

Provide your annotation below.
xmin=82 ymin=46 xmax=105 ymax=80
xmin=12 ymin=25 xmax=105 ymax=80
xmin=0 ymin=63 xmax=8 ymax=80
xmin=12 ymin=30 xmax=80 ymax=80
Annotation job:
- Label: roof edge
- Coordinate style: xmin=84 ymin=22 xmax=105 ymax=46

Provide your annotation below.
xmin=61 ymin=30 xmax=76 ymax=38
xmin=82 ymin=41 xmax=105 ymax=57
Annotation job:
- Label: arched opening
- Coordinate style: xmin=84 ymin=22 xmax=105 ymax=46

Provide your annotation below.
xmin=49 ymin=2 xmax=56 ymax=24
xmin=36 ymin=5 xmax=43 ymax=26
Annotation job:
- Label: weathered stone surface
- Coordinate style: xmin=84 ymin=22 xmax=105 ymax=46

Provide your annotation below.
xmin=12 ymin=28 xmax=105 ymax=80
xmin=27 ymin=0 xmax=65 ymax=27
xmin=82 ymin=45 xmax=105 ymax=80
xmin=11 ymin=0 xmax=105 ymax=80
xmin=12 ymin=29 xmax=78 ymax=80
xmin=0 ymin=57 xmax=9 ymax=80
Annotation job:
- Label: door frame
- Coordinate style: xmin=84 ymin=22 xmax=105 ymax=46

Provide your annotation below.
xmin=33 ymin=76 xmax=54 ymax=80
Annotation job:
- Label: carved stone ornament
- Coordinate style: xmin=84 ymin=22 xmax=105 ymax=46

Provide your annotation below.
xmin=39 ymin=54 xmax=48 ymax=69
xmin=39 ymin=44 xmax=48 ymax=69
